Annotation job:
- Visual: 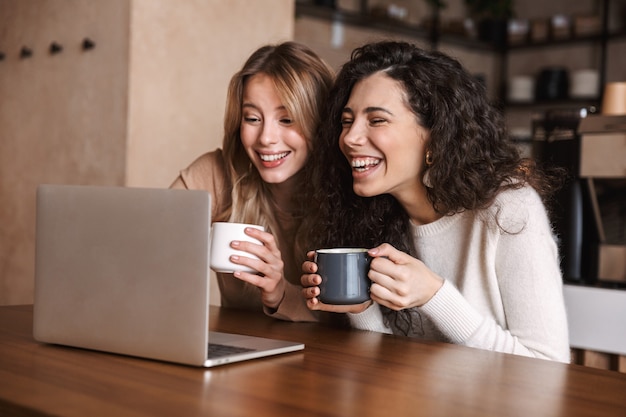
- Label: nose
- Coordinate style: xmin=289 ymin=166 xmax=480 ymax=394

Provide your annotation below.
xmin=258 ymin=121 xmax=279 ymax=146
xmin=341 ymin=122 xmax=366 ymax=148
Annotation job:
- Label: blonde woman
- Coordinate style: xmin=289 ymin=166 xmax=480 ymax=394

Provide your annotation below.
xmin=171 ymin=42 xmax=333 ymax=321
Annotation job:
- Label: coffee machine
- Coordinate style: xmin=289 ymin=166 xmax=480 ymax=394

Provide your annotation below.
xmin=533 ymin=110 xmax=626 ymax=286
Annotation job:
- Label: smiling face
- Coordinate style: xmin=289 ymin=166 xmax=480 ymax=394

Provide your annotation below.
xmin=339 ymin=72 xmax=430 ymax=205
xmin=240 ymin=73 xmax=309 ymax=186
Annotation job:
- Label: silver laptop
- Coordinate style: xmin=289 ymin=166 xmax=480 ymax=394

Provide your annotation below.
xmin=33 ymin=184 xmax=304 ymax=367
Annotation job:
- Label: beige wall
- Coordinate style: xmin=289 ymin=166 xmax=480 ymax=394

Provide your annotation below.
xmin=126 ymin=0 xmax=295 ymax=188
xmin=0 ymin=0 xmax=294 ymax=305
xmin=0 ymin=0 xmax=131 ymax=305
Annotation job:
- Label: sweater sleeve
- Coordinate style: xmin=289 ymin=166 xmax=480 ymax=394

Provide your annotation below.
xmin=347 ymin=303 xmax=393 ymax=334
xmin=419 ymin=189 xmax=571 ymax=363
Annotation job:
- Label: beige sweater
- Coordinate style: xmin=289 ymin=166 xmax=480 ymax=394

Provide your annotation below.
xmin=171 ymin=149 xmax=317 ymax=322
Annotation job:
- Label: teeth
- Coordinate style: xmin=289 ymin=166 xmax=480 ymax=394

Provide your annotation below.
xmin=259 ymin=152 xmax=289 ymax=162
xmin=351 ymin=158 xmax=380 ymax=170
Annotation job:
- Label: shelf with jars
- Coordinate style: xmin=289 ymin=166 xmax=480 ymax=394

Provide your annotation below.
xmin=296 ymin=0 xmax=625 ymax=107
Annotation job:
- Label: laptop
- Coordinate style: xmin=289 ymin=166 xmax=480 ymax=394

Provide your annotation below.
xmin=33 ymin=184 xmax=304 ymax=367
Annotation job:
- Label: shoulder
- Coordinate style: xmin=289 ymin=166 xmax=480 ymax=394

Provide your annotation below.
xmin=486 ymin=184 xmax=549 ymax=233
xmin=179 ymin=149 xmax=228 ymax=190
xmin=176 ymin=149 xmax=232 ymax=219
xmin=494 ymin=183 xmax=543 ymax=208
xmin=185 ymin=149 xmax=227 ymax=174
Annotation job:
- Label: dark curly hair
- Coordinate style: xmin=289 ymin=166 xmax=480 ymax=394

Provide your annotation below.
xmin=298 ymin=40 xmax=562 ymax=262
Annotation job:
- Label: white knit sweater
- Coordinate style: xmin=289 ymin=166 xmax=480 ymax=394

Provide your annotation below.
xmin=348 ymin=185 xmax=571 ymax=362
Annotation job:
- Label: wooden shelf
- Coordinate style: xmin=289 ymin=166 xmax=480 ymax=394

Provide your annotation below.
xmin=506 ymin=30 xmax=626 ymax=51
xmin=295 ymin=2 xmax=626 ymax=52
xmin=296 ymin=1 xmax=620 ymax=105
xmin=506 ymin=98 xmax=601 ymax=109
xmin=295 ymin=3 xmax=431 ymax=43
xmin=296 ymin=2 xmax=494 ymax=51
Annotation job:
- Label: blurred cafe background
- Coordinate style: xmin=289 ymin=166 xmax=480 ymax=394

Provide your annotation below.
xmin=1 ymin=0 xmax=625 ymax=369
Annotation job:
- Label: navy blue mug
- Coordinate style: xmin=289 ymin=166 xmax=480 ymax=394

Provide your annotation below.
xmin=315 ymin=248 xmax=372 ymax=305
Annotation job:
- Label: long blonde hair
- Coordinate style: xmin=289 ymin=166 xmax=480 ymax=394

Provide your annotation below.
xmin=217 ymin=42 xmax=334 ymax=237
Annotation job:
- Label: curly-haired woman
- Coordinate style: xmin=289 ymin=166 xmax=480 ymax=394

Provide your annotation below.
xmin=300 ymin=41 xmax=570 ymax=361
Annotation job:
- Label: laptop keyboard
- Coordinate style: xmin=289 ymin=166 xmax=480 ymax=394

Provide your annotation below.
xmin=207 ymin=343 xmax=255 ymax=358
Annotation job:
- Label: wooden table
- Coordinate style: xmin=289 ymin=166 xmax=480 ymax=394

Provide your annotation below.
xmin=2 ymin=305 xmax=626 ymax=416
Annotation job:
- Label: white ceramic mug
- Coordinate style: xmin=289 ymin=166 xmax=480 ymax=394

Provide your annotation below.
xmin=210 ymin=222 xmax=264 ymax=273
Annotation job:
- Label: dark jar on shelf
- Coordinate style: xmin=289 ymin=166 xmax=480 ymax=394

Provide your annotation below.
xmin=535 ymin=67 xmax=570 ymax=101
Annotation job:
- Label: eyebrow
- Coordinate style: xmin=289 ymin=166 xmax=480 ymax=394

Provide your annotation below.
xmin=342 ymin=106 xmax=394 ymax=115
xmin=242 ymin=103 xmax=287 ymax=112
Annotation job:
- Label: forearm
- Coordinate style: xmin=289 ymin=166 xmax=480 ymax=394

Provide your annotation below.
xmin=265 ymin=281 xmax=319 ymax=322
xmin=419 ymin=280 xmax=570 ymax=362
